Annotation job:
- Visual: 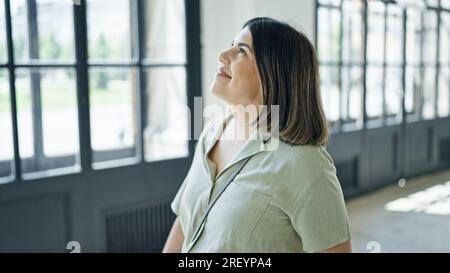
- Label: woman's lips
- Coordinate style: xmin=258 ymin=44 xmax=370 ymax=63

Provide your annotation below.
xmin=216 ymin=67 xmax=232 ymax=79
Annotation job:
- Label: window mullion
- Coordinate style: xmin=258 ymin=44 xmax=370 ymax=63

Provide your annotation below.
xmin=134 ymin=0 xmax=146 ymax=163
xmin=26 ymin=0 xmax=45 ymax=171
xmin=434 ymin=1 xmax=441 ymax=117
xmin=419 ymin=10 xmax=425 ymax=120
xmin=362 ymin=0 xmax=368 ymax=129
xmin=186 ymin=0 xmax=202 ymax=155
xmin=73 ymin=0 xmax=92 ymax=172
xmin=5 ymin=0 xmax=22 ymax=181
xmin=382 ymin=3 xmax=388 ymax=125
xmin=401 ymin=9 xmax=407 ymax=123
xmin=338 ymin=0 xmax=344 ymax=130
xmin=346 ymin=10 xmax=353 ymax=122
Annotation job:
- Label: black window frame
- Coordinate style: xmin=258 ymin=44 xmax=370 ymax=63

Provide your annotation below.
xmin=0 ymin=0 xmax=201 ymax=183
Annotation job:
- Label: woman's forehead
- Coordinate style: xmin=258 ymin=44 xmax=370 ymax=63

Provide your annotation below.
xmin=233 ymin=27 xmax=253 ymax=46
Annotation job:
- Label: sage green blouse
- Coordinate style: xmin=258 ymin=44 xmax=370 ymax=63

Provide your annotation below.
xmin=171 ymin=113 xmax=351 ymax=253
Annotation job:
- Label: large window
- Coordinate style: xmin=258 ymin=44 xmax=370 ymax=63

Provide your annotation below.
xmin=317 ymin=0 xmax=450 ymax=130
xmin=318 ymin=0 xmax=364 ymax=131
xmin=86 ymin=0 xmax=188 ymax=168
xmin=9 ymin=0 xmax=80 ymax=179
xmin=405 ymin=7 xmax=423 ymax=117
xmin=439 ymin=6 xmax=450 ymax=117
xmin=0 ymin=69 xmax=13 ymax=181
xmin=0 ymin=1 xmax=7 ymax=62
xmin=0 ymin=0 xmax=193 ymax=182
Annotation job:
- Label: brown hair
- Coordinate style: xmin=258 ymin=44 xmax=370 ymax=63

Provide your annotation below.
xmin=243 ymin=17 xmax=329 ymax=146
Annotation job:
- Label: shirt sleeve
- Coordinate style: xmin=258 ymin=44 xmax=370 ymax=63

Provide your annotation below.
xmin=170 ymin=139 xmax=201 ymax=216
xmin=289 ymin=165 xmax=352 ymax=252
xmin=170 ymin=176 xmax=188 ymax=216
xmin=170 ymin=118 xmax=216 ymax=216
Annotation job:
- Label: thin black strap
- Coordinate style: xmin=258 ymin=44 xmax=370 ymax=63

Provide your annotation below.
xmin=189 ymin=156 xmax=252 ymax=245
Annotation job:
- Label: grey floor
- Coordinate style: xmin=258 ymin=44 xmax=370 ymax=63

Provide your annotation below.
xmin=347 ymin=169 xmax=450 ymax=253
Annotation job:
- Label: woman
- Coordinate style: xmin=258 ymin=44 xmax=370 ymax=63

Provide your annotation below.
xmin=163 ymin=17 xmax=352 ymax=253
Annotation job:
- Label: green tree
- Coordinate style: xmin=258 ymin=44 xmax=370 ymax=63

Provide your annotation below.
xmin=14 ymin=36 xmax=25 ymax=60
xmin=0 ymin=42 xmax=4 ymax=60
xmin=40 ymin=34 xmax=61 ymax=59
xmin=95 ymin=34 xmax=109 ymax=89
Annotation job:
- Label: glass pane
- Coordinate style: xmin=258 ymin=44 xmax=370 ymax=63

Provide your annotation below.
xmin=144 ymin=0 xmax=186 ymax=63
xmin=406 ymin=8 xmax=422 ymax=65
xmin=0 ymin=1 xmax=7 ymax=63
xmin=0 ymin=70 xmax=14 ymax=180
xmin=318 ymin=0 xmax=341 ymax=6
xmin=405 ymin=65 xmax=422 ymax=114
xmin=442 ymin=0 xmax=450 ymax=9
xmin=367 ymin=1 xmax=385 ymax=64
xmin=341 ymin=66 xmax=363 ymax=121
xmin=318 ymin=7 xmax=341 ymax=63
xmin=385 ymin=67 xmax=402 ymax=117
xmin=424 ymin=11 xmax=438 ymax=65
xmin=15 ymin=68 xmax=80 ymax=177
xmin=36 ymin=0 xmax=75 ymax=62
xmin=440 ymin=13 xmax=450 ymax=65
xmin=366 ymin=66 xmax=384 ymax=118
xmin=41 ymin=69 xmax=79 ymax=157
xmin=438 ymin=66 xmax=449 ymax=117
xmin=386 ymin=5 xmax=403 ymax=65
xmin=11 ymin=0 xmax=75 ymax=63
xmin=426 ymin=0 xmax=439 ymax=7
xmin=15 ymin=70 xmax=34 ymax=160
xmin=320 ymin=66 xmax=340 ymax=122
xmin=89 ymin=68 xmax=138 ymax=165
xmin=144 ymin=67 xmax=188 ymax=161
xmin=342 ymin=0 xmax=364 ymax=63
xmin=10 ymin=0 xmax=29 ymax=62
xmin=422 ymin=67 xmax=436 ymax=119
xmin=87 ymin=0 xmax=134 ymax=62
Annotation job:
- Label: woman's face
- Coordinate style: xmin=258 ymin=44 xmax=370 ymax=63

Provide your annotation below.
xmin=210 ymin=27 xmax=263 ymax=107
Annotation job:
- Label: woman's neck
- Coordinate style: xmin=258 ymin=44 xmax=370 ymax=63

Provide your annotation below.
xmin=223 ymin=105 xmax=260 ymax=142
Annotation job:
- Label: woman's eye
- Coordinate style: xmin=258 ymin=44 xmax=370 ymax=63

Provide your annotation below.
xmin=239 ymin=48 xmax=246 ymax=55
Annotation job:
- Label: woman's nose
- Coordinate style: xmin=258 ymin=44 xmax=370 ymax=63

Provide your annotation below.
xmin=219 ymin=50 xmax=230 ymax=65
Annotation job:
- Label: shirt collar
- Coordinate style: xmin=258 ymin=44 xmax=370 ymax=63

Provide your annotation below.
xmin=202 ymin=112 xmax=273 ymax=182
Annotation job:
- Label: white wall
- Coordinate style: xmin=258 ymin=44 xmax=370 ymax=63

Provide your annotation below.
xmin=200 ymin=0 xmax=316 ymax=114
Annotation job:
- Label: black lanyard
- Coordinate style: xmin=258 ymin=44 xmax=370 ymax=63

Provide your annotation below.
xmin=186 ymin=156 xmax=252 ymax=252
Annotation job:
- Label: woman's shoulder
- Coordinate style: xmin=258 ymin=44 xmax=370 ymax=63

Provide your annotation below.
xmin=267 ymin=141 xmax=337 ymax=185
xmin=256 ymin=137 xmax=336 ymax=176
xmin=270 ymin=140 xmax=335 ymax=171
xmin=268 ymin=141 xmax=341 ymax=213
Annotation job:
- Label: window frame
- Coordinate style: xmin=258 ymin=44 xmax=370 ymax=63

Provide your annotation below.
xmin=316 ymin=0 xmax=450 ymax=132
xmin=0 ymin=0 xmax=201 ymax=182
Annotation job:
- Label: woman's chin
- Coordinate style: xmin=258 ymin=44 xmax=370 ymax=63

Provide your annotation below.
xmin=211 ymin=90 xmax=225 ymax=100
xmin=210 ymin=89 xmax=229 ymax=103
xmin=210 ymin=82 xmax=226 ymax=96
